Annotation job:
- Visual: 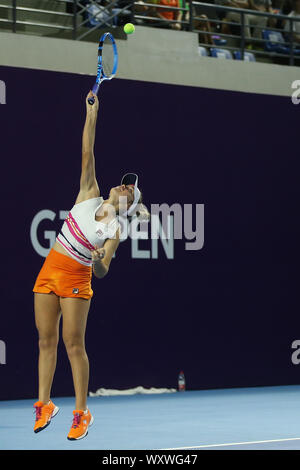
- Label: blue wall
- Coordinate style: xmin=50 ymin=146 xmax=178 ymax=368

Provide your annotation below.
xmin=0 ymin=65 xmax=299 ymax=400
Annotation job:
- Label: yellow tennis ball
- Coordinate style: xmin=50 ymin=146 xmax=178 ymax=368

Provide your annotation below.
xmin=124 ymin=23 xmax=135 ymax=34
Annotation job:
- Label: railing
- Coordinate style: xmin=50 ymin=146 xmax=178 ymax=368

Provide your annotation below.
xmin=73 ymin=0 xmax=134 ymax=41
xmin=192 ymin=1 xmax=300 ymax=66
xmin=0 ymin=1 xmax=135 ymax=40
xmin=133 ymin=1 xmax=300 ymax=66
xmin=1 ymin=1 xmax=300 ymax=66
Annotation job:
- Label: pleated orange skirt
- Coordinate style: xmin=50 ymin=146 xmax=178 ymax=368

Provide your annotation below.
xmin=33 ymin=248 xmax=93 ymax=300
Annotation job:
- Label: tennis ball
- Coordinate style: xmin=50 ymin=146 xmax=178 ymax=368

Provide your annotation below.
xmin=124 ymin=23 xmax=135 ymax=34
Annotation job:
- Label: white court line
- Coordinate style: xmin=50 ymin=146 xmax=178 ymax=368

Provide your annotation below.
xmin=161 ymin=437 xmax=300 ymax=450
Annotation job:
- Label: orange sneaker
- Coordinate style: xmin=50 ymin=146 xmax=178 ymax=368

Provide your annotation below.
xmin=67 ymin=409 xmax=94 ymax=440
xmin=33 ymin=400 xmax=59 ymax=433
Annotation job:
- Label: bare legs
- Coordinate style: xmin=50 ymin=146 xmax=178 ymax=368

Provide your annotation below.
xmin=60 ymin=297 xmax=91 ymax=410
xmin=34 ymin=293 xmax=91 ymax=410
xmin=34 ymin=293 xmax=61 ymax=404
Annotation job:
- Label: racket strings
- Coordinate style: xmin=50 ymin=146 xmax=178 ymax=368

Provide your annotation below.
xmin=101 ymin=37 xmax=115 ymax=78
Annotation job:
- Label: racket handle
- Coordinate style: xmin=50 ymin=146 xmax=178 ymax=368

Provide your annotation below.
xmin=88 ymin=83 xmax=100 ymax=105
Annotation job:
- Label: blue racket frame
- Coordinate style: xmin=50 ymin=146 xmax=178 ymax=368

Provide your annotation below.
xmin=88 ymin=32 xmax=118 ymax=105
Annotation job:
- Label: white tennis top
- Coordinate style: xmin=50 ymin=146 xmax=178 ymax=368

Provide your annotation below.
xmin=56 ymin=197 xmax=119 ymax=266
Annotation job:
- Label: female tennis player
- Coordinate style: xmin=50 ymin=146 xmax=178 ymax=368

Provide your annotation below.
xmin=32 ymin=91 xmax=148 ymax=441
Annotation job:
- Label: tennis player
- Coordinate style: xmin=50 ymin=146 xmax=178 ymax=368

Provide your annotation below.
xmin=32 ymin=91 xmax=148 ymax=440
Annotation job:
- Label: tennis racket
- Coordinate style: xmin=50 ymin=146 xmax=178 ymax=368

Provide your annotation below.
xmin=88 ymin=32 xmax=118 ymax=106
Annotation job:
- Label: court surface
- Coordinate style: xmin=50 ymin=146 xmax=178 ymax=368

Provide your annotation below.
xmin=1 ymin=385 xmax=300 ymax=450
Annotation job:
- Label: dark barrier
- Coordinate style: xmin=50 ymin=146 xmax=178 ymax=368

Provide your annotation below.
xmin=0 ymin=65 xmax=299 ymax=400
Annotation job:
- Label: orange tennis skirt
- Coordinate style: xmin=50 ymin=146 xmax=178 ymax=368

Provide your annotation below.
xmin=33 ymin=248 xmax=93 ymax=300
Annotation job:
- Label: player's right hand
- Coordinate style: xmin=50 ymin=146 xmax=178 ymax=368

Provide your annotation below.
xmin=86 ymin=91 xmax=99 ymax=114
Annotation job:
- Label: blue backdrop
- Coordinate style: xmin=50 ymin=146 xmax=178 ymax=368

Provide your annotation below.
xmin=0 ymin=65 xmax=299 ymax=400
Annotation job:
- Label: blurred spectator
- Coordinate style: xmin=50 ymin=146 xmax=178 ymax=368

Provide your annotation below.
xmin=183 ymin=4 xmax=224 ymax=45
xmin=132 ymin=0 xmax=150 ymax=25
xmin=185 ymin=1 xmax=217 ymax=34
xmin=178 ymin=0 xmax=190 ymax=30
xmin=218 ymin=0 xmax=272 ymax=39
xmin=284 ymin=0 xmax=300 ymax=42
xmin=156 ymin=0 xmax=183 ymax=29
xmin=136 ymin=0 xmax=183 ymax=28
xmin=247 ymin=0 xmax=273 ymax=38
xmin=135 ymin=1 xmax=158 ymax=14
xmin=257 ymin=0 xmax=292 ymax=30
xmin=194 ymin=14 xmax=215 ymax=43
xmin=134 ymin=0 xmax=149 ymax=12
xmin=218 ymin=0 xmax=249 ymax=36
xmin=133 ymin=0 xmax=163 ymax=26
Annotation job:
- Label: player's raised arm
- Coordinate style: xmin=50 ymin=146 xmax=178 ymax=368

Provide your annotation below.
xmin=75 ymin=91 xmax=100 ymax=204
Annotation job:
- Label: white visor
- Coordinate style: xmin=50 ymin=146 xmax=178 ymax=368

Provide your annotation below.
xmin=120 ymin=173 xmax=141 ymax=217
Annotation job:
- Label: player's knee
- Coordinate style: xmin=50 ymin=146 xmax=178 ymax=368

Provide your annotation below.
xmin=38 ymin=334 xmax=58 ymax=352
xmin=63 ymin=336 xmax=85 ymax=357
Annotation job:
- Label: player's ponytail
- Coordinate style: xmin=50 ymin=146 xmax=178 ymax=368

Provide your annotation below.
xmin=128 ymin=193 xmax=150 ymax=222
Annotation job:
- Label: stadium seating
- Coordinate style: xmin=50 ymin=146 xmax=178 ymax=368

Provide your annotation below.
xmin=210 ymin=48 xmax=233 ymax=59
xmin=233 ymin=51 xmax=256 ymax=61
xmin=86 ymin=3 xmax=131 ymax=28
xmin=212 ymin=36 xmax=227 ymax=46
xmin=262 ymin=30 xmax=300 ymax=55
xmin=198 ymin=46 xmax=208 ymax=56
